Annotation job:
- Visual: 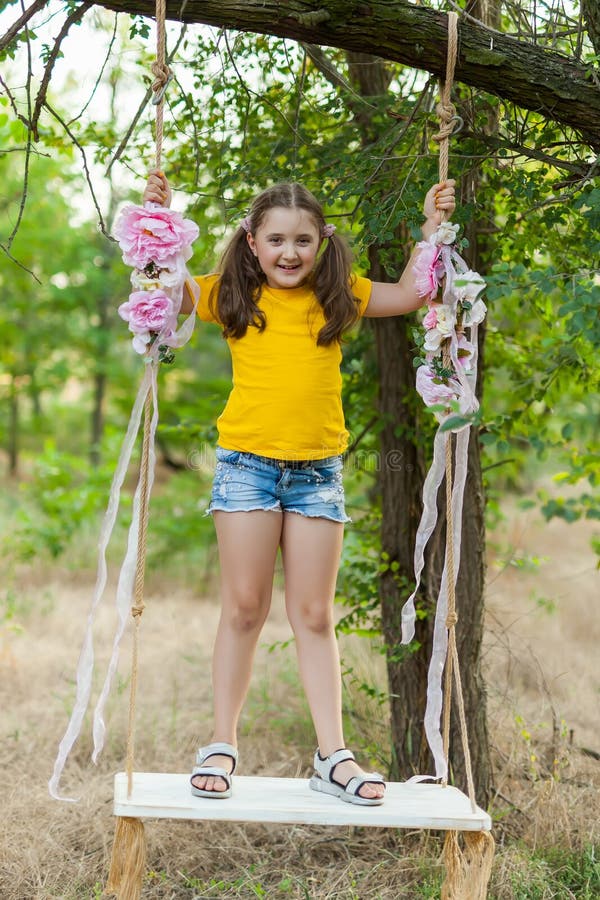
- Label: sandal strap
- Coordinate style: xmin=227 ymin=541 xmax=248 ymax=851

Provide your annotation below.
xmin=195 ymin=741 xmax=238 ymax=774
xmin=190 ymin=765 xmax=233 ymax=790
xmin=344 ymin=773 xmax=385 ymax=796
xmin=313 ymin=747 xmax=355 ymax=781
xmin=191 ymin=765 xmax=232 ymax=780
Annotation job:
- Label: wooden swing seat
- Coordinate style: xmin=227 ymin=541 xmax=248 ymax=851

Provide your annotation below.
xmin=114 ymin=772 xmax=491 ymax=831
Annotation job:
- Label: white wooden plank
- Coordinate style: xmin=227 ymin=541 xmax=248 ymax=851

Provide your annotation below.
xmin=114 ymin=773 xmax=491 ymax=832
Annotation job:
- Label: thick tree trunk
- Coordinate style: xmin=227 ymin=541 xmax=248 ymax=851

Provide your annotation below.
xmin=91 ymin=0 xmax=600 ymax=148
xmin=582 ymin=0 xmax=600 ymax=56
xmin=374 ymin=268 xmax=491 ymax=798
xmin=370 ymin=291 xmax=432 ymax=780
xmin=373 ymin=266 xmax=490 ymax=799
xmin=348 ymin=49 xmax=492 ymax=798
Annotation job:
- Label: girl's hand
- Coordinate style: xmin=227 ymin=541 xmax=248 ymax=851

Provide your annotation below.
xmin=422 ymin=180 xmax=456 ymax=235
xmin=143 ymin=169 xmax=172 ymax=207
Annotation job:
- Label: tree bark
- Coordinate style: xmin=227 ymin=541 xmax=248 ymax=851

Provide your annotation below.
xmin=436 ymin=0 xmax=496 ymax=800
xmin=582 ymin=0 xmax=600 ymax=57
xmin=371 ymin=298 xmax=432 ymax=780
xmin=347 ymin=47 xmax=492 ymax=798
xmin=90 ymin=0 xmax=600 ymax=148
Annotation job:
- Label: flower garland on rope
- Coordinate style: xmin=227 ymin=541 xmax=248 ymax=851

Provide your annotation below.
xmin=115 ymin=202 xmax=199 ymax=361
xmin=412 ymin=221 xmax=486 ymax=420
xmin=400 ymin=221 xmax=487 ymax=783
xmin=49 ymin=204 xmax=200 ymax=801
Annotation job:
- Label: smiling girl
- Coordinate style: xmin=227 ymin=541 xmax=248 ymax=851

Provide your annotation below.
xmin=143 ymin=174 xmax=455 ymax=806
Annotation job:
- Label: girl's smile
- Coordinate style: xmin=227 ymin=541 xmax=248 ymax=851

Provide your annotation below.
xmin=247 ymin=207 xmax=321 ymax=290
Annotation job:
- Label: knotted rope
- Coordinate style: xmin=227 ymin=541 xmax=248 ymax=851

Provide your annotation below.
xmin=107 ymin=4 xmax=171 ymax=897
xmin=150 ymin=0 xmax=171 ymax=168
xmin=119 ymin=0 xmax=171 ymax=804
xmin=433 ymin=10 xmax=459 ymax=184
xmin=432 ymin=13 xmax=495 ymax=897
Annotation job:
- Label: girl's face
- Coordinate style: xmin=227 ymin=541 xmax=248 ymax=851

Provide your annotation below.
xmin=246 ymin=206 xmax=321 ymax=290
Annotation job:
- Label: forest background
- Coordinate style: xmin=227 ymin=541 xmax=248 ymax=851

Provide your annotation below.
xmin=0 ymin=1 xmax=599 ymax=897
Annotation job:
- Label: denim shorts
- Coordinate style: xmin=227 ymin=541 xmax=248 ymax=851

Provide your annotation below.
xmin=207 ymin=446 xmax=350 ymax=523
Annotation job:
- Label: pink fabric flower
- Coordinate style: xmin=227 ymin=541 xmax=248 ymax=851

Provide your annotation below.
xmin=118 ymin=290 xmax=175 ymax=335
xmin=415 ymin=365 xmax=461 ymax=407
xmin=423 ymin=307 xmax=439 ymax=329
xmin=414 ymin=241 xmax=443 ymax=300
xmin=114 ymin=204 xmax=199 ymax=270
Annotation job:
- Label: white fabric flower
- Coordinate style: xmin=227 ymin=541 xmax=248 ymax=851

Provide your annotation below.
xmin=130 ymin=270 xmax=162 ymax=290
xmin=435 ymin=306 xmax=456 ymax=335
xmin=424 ymin=328 xmax=444 ymax=352
xmin=131 ymin=332 xmax=152 ymax=354
xmin=435 ymin=222 xmax=460 ymax=245
xmin=462 ymin=298 xmax=487 ymax=326
xmin=158 ymin=267 xmax=183 ymax=287
xmin=454 ymin=270 xmax=486 ymax=301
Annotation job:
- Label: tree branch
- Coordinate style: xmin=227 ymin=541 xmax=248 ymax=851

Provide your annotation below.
xmin=44 ymin=102 xmax=114 ymax=242
xmin=91 ymin=0 xmax=600 ymax=150
xmin=0 ymin=239 xmax=42 ymax=283
xmin=68 ymin=12 xmax=118 ymax=126
xmin=461 ymin=129 xmax=595 ymax=178
xmin=302 ymin=43 xmax=375 ymax=113
xmin=106 ymin=21 xmax=188 ymax=174
xmin=30 ymin=1 xmax=93 ymax=140
xmin=582 ymin=0 xmax=600 ymax=57
xmin=0 ymin=0 xmax=50 ymax=55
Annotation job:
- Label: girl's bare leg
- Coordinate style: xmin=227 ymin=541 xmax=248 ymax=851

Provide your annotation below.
xmin=192 ymin=509 xmax=282 ymax=793
xmin=281 ymin=512 xmax=384 ymax=799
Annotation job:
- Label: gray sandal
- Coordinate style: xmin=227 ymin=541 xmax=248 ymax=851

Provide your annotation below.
xmin=190 ymin=741 xmax=238 ymax=799
xmin=309 ymin=748 xmax=385 ymax=806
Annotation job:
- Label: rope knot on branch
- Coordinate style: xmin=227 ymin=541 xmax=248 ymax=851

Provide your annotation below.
xmin=151 ymin=60 xmax=172 ymax=102
xmin=433 ymin=100 xmax=458 ymax=144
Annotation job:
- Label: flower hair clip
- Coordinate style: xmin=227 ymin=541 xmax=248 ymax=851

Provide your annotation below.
xmin=240 ymin=216 xmax=252 ymax=233
xmin=321 ymin=223 xmax=336 ymax=238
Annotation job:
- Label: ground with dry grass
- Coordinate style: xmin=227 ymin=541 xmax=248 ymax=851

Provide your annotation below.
xmin=0 ymin=498 xmax=598 ymax=898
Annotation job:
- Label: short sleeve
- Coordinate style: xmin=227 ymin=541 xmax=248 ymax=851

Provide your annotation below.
xmin=350 ymin=274 xmax=373 ymax=317
xmin=185 ymin=273 xmax=221 ymax=323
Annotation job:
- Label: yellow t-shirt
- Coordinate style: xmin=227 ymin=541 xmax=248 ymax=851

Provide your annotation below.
xmin=190 ymin=273 xmax=372 ymax=460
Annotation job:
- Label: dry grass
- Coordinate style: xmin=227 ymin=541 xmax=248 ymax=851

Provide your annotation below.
xmin=0 ymin=501 xmax=598 ymax=898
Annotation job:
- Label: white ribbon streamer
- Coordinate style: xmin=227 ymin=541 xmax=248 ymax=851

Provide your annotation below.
xmin=401 ymin=429 xmax=447 ymax=644
xmin=91 ymin=367 xmax=159 ymax=761
xmin=401 ymin=223 xmax=486 ymax=781
xmin=423 ymin=426 xmax=470 ymax=780
xmin=49 ymin=271 xmax=199 ymax=802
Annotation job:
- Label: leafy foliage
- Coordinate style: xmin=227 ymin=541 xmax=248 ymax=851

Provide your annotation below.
xmin=0 ymin=7 xmax=597 ymax=578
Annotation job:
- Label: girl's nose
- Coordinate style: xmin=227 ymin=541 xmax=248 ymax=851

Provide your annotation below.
xmin=281 ymin=242 xmax=298 ymax=259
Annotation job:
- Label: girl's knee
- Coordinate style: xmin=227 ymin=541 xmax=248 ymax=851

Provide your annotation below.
xmin=223 ymin=590 xmax=270 ymax=632
xmin=289 ymin=601 xmax=334 ymax=635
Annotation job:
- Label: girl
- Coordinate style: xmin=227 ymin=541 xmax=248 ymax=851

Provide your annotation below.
xmin=144 ymin=173 xmax=455 ymax=806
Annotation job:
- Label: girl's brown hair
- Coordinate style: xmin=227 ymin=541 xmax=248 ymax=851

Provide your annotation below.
xmin=210 ymin=183 xmax=360 ymax=346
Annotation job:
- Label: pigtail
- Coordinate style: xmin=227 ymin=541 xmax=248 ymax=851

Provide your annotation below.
xmin=213 ymin=227 xmax=266 ymax=339
xmin=312 ymin=232 xmax=361 ymax=346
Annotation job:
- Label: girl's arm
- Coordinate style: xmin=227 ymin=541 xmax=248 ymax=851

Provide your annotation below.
xmin=364 ymin=181 xmax=455 ymax=318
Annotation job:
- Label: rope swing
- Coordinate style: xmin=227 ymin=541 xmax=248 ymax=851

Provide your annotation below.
xmin=48 ymin=6 xmax=494 ymax=899
xmin=404 ymin=12 xmax=495 ymax=897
